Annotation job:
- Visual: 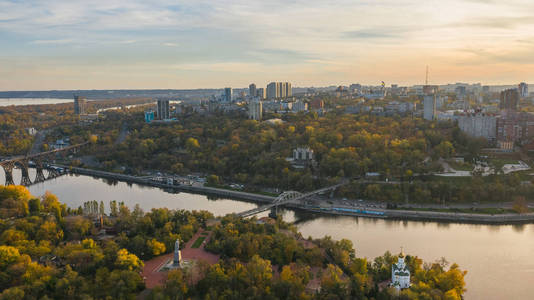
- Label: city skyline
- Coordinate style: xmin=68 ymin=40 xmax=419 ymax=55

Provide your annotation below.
xmin=1 ymin=0 xmax=534 ymax=90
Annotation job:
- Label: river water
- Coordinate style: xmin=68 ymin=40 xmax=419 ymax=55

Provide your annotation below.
xmin=0 ymin=98 xmax=73 ymax=107
xmin=3 ymin=170 xmax=533 ymax=300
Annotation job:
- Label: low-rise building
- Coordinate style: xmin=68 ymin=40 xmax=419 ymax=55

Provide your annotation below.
xmin=26 ymin=127 xmax=37 ymax=136
xmin=293 ymin=147 xmax=313 ymax=161
xmin=292 ymin=101 xmax=308 ymax=112
xmin=286 ymin=147 xmax=315 ymax=169
xmin=309 ymin=99 xmax=324 ymax=110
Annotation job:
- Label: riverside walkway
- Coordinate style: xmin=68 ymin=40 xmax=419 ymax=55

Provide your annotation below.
xmin=63 ymin=165 xmax=275 ymax=203
xmin=62 ymin=166 xmax=534 ymax=224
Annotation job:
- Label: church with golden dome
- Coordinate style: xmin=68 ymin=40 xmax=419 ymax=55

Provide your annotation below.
xmin=391 ymin=248 xmax=411 ymax=290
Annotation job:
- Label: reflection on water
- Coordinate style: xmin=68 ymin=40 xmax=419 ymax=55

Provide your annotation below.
xmin=2 ymin=170 xmax=534 ymax=299
xmin=294 ymin=214 xmax=534 ymax=300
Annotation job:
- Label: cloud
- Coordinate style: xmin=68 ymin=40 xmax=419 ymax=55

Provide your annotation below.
xmin=343 ymin=30 xmax=401 ymax=40
xmin=455 ymin=45 xmax=534 ymax=65
xmin=2 ymin=0 xmax=534 ymax=89
xmin=162 ymin=42 xmax=178 ymax=47
xmin=30 ymin=38 xmax=75 ymax=44
xmin=451 ymin=16 xmax=534 ymax=29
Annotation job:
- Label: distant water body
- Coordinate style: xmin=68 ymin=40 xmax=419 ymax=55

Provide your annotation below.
xmin=0 ymin=98 xmax=72 ymax=107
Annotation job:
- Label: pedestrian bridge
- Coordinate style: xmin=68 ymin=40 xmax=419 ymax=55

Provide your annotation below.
xmin=236 ymin=181 xmax=348 ymax=218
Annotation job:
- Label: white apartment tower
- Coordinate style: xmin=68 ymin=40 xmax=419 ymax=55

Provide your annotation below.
xmin=266 ymin=82 xmax=292 ymax=99
xmin=157 ymin=99 xmax=170 ymax=120
xmin=519 ymin=82 xmax=528 ymax=98
xmin=248 ymin=100 xmax=263 ymax=121
xmin=423 ymin=94 xmax=437 ymax=121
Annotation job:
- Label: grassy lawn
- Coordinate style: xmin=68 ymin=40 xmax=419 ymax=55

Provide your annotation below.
xmin=200 ymin=232 xmax=209 ymax=236
xmin=192 ymin=236 xmax=206 ymax=248
xmin=447 ymin=160 xmax=474 ymax=171
xmin=488 ymin=158 xmax=520 ymax=170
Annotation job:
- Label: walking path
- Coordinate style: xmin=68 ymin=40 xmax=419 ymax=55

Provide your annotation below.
xmin=141 ymin=229 xmax=220 ymax=289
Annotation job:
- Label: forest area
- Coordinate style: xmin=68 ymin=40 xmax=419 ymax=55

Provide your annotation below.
xmin=0 ymin=185 xmax=467 ymax=299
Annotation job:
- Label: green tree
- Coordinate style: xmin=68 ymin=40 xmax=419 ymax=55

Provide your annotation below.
xmin=28 ymin=198 xmax=41 ymax=215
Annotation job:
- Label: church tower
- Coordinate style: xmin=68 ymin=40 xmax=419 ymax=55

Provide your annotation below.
xmin=391 ymin=248 xmax=411 ymax=290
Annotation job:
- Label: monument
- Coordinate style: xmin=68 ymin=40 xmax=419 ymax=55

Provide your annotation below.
xmin=173 ymin=239 xmax=182 ymax=267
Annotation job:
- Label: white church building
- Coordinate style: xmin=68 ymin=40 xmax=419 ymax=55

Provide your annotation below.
xmin=391 ymin=250 xmax=411 ymax=290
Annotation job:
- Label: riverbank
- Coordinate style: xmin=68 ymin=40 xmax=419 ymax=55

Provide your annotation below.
xmin=61 ymin=165 xmax=275 ymax=203
xmin=21 ymin=166 xmax=534 ymax=300
xmin=299 ymin=205 xmax=534 ymax=224
xmin=62 ymin=165 xmax=534 ymax=224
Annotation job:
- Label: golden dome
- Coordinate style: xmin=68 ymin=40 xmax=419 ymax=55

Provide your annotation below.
xmin=399 ymin=247 xmax=405 ymax=258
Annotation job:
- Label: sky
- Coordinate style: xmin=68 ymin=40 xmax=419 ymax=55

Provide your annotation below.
xmin=1 ymin=0 xmax=534 ymax=90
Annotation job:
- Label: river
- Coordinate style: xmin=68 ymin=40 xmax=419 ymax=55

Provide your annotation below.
xmin=4 ymin=170 xmax=533 ymax=300
xmin=0 ymin=98 xmax=73 ymax=107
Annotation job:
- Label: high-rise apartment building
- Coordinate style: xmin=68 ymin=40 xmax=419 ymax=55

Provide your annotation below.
xmin=257 ymin=88 xmax=265 ymax=99
xmin=279 ymin=82 xmax=286 ymax=98
xmin=423 ymin=85 xmax=438 ymax=95
xmin=249 ymin=83 xmax=257 ymax=98
xmin=248 ymin=100 xmax=263 ymax=121
xmin=500 ymin=89 xmax=519 ymax=111
xmin=74 ymin=95 xmax=86 ymax=115
xmin=224 ymin=87 xmax=232 ymax=102
xmin=455 ymin=86 xmax=467 ymax=99
xmin=266 ymin=82 xmax=292 ymax=99
xmin=423 ymin=95 xmax=437 ymax=121
xmin=519 ymin=82 xmax=529 ymax=98
xmin=286 ymin=82 xmax=292 ymax=97
xmin=266 ymin=82 xmax=279 ymax=99
xmin=157 ymin=99 xmax=170 ymax=120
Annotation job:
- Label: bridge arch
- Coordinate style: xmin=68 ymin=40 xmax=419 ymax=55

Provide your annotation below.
xmin=1 ymin=162 xmax=15 ymax=186
xmin=273 ymin=191 xmax=303 ymax=204
xmin=14 ymin=160 xmax=32 ymax=186
xmin=0 ymin=142 xmax=88 ymax=186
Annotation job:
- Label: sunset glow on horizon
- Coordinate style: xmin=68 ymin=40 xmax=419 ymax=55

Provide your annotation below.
xmin=1 ymin=0 xmax=534 ymax=90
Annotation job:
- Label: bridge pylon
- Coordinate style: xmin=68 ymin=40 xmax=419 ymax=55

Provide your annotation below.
xmin=47 ymin=168 xmax=61 ymax=179
xmin=2 ymin=162 xmax=14 ymax=186
xmin=34 ymin=161 xmax=46 ymax=183
xmin=269 ymin=207 xmax=278 ymax=219
xmin=18 ymin=161 xmax=32 ymax=186
xmin=0 ymin=142 xmax=88 ymax=186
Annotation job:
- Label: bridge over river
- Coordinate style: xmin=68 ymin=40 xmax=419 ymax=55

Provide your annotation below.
xmin=236 ymin=181 xmax=348 ymax=217
xmin=0 ymin=142 xmax=88 ymax=186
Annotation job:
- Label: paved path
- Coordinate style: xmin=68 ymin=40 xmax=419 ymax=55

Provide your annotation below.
xmin=29 ymin=129 xmax=50 ymax=155
xmin=141 ymin=229 xmax=220 ymax=289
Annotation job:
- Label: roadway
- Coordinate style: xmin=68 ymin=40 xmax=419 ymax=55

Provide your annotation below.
xmin=55 ymin=165 xmax=534 ymax=224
